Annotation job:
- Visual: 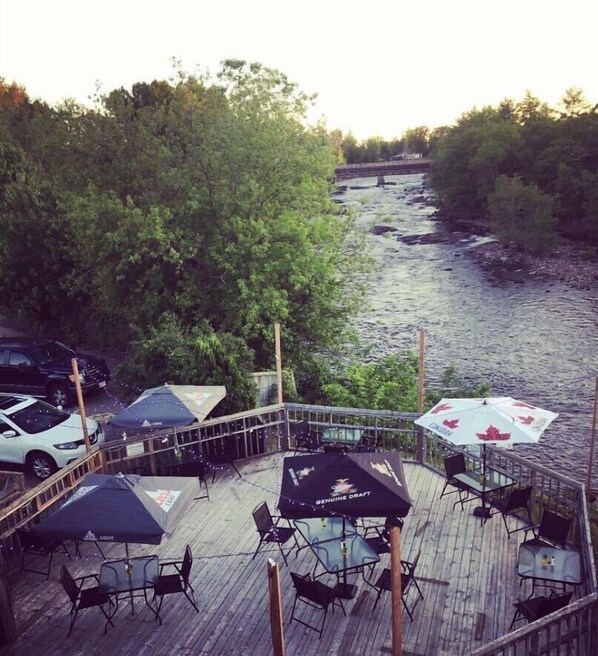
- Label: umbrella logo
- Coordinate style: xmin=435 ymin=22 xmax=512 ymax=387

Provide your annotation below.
xmin=331 ymin=479 xmax=356 ymax=497
xmin=83 ymin=530 xmax=97 ymax=541
xmin=145 ymin=490 xmax=181 ymax=512
xmin=443 ymin=418 xmax=459 ymax=429
xmin=370 ymin=460 xmax=404 ymax=487
xmin=431 ymin=403 xmax=453 ymax=414
xmin=476 ymin=425 xmax=511 ymax=441
xmin=63 ymin=485 xmax=98 ymax=507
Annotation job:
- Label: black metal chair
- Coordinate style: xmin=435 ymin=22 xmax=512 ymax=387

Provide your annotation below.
xmin=440 ymin=453 xmax=470 ymax=509
xmin=177 ymin=460 xmax=210 ymax=501
xmin=289 ymin=572 xmax=346 ymax=638
xmin=60 ymin=565 xmax=116 ymax=636
xmin=523 ymin=510 xmax=572 ymax=548
xmin=153 ymin=544 xmax=199 ymax=624
xmin=251 ymin=501 xmax=298 ymax=565
xmin=18 ymin=528 xmax=71 ymax=579
xmin=489 ymin=485 xmax=534 ymax=538
xmin=509 ymin=591 xmax=572 ymax=629
xmin=292 ymin=420 xmax=322 ymax=455
xmin=363 ymin=516 xmax=404 ymax=556
xmin=372 ymin=550 xmax=424 ymax=619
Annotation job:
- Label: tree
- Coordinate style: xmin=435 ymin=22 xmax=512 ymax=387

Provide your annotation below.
xmin=487 ymin=175 xmax=556 ymax=253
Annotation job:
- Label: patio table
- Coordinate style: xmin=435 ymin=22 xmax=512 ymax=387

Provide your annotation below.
xmin=517 ymin=542 xmax=582 ymax=596
xmin=453 ymin=468 xmax=517 ymax=519
xmin=309 ymin=532 xmax=379 ymax=599
xmin=293 ymin=516 xmax=358 ymax=554
xmin=98 ymin=554 xmax=160 ymax=620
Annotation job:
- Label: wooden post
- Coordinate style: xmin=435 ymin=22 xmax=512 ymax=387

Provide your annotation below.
xmin=417 ymin=327 xmax=425 ymax=413
xmin=274 ymin=323 xmax=283 ymax=405
xmin=416 ymin=328 xmax=426 ymax=464
xmin=268 ymin=558 xmax=286 ymax=656
xmin=586 ymin=376 xmax=598 ymax=500
xmin=390 ymin=526 xmax=403 ymax=656
xmin=70 ymin=358 xmax=91 ymax=452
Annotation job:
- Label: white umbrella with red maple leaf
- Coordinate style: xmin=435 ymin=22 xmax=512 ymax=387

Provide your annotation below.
xmin=414 ymin=396 xmax=558 ymax=475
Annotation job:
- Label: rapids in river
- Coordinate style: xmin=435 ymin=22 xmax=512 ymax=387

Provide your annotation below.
xmin=336 ymin=173 xmax=598 ymax=488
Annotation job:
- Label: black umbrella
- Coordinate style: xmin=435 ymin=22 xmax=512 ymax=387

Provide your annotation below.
xmin=32 ymin=472 xmax=196 ymax=556
xmin=108 ymin=384 xmax=226 ymax=436
xmin=278 ymin=451 xmax=412 ymax=521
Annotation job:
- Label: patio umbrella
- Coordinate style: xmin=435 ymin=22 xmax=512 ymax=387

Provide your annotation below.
xmin=414 ymin=396 xmax=559 ymax=477
xmin=108 ymin=384 xmax=226 ymax=435
xmin=31 ymin=472 xmax=196 ymax=557
xmin=278 ymin=451 xmax=412 ymax=521
xmin=278 ymin=451 xmax=411 ymax=604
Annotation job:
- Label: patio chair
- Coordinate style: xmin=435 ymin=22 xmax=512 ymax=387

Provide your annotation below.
xmin=440 ymin=453 xmax=470 ymax=509
xmin=60 ymin=565 xmax=116 ymax=636
xmin=177 ymin=460 xmax=210 ymax=501
xmin=17 ymin=528 xmax=71 ymax=579
xmin=292 ymin=419 xmax=322 ymax=455
xmin=523 ymin=510 xmax=571 ymax=548
xmin=363 ymin=516 xmax=404 ymax=556
xmin=509 ymin=590 xmax=572 ymax=629
xmin=251 ymin=501 xmax=298 ymax=565
xmin=372 ymin=549 xmax=424 ymax=619
xmin=489 ymin=485 xmax=534 ymax=538
xmin=153 ymin=544 xmax=199 ymax=624
xmin=289 ymin=571 xmax=346 ymax=638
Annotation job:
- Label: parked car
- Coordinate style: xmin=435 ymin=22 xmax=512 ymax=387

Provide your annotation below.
xmin=0 ymin=336 xmax=110 ymax=407
xmin=0 ymin=394 xmax=104 ymax=480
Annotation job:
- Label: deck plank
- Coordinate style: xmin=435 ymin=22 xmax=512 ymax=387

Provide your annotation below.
xmin=0 ymin=453 xmax=557 ymax=656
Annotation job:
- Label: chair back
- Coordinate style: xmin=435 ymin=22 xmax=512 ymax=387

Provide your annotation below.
xmin=538 ymin=510 xmax=571 ymax=546
xmin=382 ymin=516 xmax=404 ymax=541
xmin=505 ymin=485 xmax=532 ymax=512
xmin=181 ymin=545 xmax=193 ymax=583
xmin=252 ymin=502 xmax=274 ymax=536
xmin=60 ymin=565 xmax=79 ymax=604
xmin=290 ymin=572 xmax=327 ymax=607
xmin=444 ymin=453 xmax=466 ymax=478
xmin=292 ymin=420 xmax=310 ymax=439
xmin=403 ymin=549 xmax=421 ymax=576
xmin=538 ymin=592 xmax=572 ymax=619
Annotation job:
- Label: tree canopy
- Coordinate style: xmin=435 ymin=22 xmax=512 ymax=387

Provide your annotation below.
xmin=0 ymin=65 xmax=368 ymax=412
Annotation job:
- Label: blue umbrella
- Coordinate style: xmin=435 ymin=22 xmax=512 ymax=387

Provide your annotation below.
xmin=108 ymin=384 xmax=226 ymax=434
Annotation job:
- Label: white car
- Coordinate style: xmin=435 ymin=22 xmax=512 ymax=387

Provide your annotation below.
xmin=0 ymin=394 xmax=104 ymax=480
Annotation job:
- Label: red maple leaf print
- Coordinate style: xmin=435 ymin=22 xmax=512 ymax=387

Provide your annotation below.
xmin=476 ymin=425 xmax=511 ymax=441
xmin=513 ymin=401 xmax=536 ymax=409
xmin=443 ymin=418 xmax=459 ymax=429
xmin=518 ymin=415 xmax=534 ymax=425
xmin=431 ymin=403 xmax=453 ymax=414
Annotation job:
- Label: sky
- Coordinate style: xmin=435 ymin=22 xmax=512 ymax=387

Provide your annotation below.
xmin=1 ymin=0 xmax=597 ymax=140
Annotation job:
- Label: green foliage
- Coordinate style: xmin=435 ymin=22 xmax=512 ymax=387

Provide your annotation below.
xmin=487 ymin=175 xmax=556 ymax=253
xmin=115 ymin=315 xmax=257 ymax=415
xmin=426 ymin=363 xmax=491 ymax=407
xmin=0 ymin=62 xmax=369 ymax=399
xmin=430 ymin=90 xmax=598 ymax=247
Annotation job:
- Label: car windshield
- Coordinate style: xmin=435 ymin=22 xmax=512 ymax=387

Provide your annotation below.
xmin=8 ymin=401 xmax=70 ymax=434
xmin=28 ymin=341 xmax=74 ymax=363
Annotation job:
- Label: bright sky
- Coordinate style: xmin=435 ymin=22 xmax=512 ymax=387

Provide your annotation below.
xmin=1 ymin=0 xmax=597 ymax=140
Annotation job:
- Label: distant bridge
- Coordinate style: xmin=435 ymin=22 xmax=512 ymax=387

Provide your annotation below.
xmin=335 ymin=158 xmax=432 ymax=180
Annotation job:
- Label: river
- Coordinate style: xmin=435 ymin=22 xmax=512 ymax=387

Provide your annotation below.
xmin=337 ymin=173 xmax=598 ymax=489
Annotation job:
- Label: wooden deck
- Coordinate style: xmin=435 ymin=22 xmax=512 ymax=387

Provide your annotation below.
xmin=0 ymin=453 xmax=566 ymax=656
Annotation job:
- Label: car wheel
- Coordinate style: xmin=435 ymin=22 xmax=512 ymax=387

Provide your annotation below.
xmin=47 ymin=382 xmax=70 ymax=408
xmin=27 ymin=451 xmax=57 ymax=480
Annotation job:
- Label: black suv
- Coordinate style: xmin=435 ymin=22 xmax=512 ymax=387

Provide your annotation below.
xmin=0 ymin=337 xmax=111 ymax=407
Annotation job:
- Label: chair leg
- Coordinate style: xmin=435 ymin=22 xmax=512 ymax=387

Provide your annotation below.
xmin=372 ymin=587 xmax=384 ymax=611
xmin=401 ymin=596 xmax=414 ymax=621
xmin=252 ymin=538 xmax=265 ymax=561
xmin=67 ymin=607 xmax=79 ymax=637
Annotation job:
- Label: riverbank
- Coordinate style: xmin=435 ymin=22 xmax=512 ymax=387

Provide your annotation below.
xmin=466 ymin=238 xmax=598 ymax=290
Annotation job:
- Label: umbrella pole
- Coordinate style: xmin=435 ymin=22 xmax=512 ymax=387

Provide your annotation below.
xmin=473 ymin=445 xmax=492 ymax=519
xmin=336 ymin=514 xmax=357 ymax=599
